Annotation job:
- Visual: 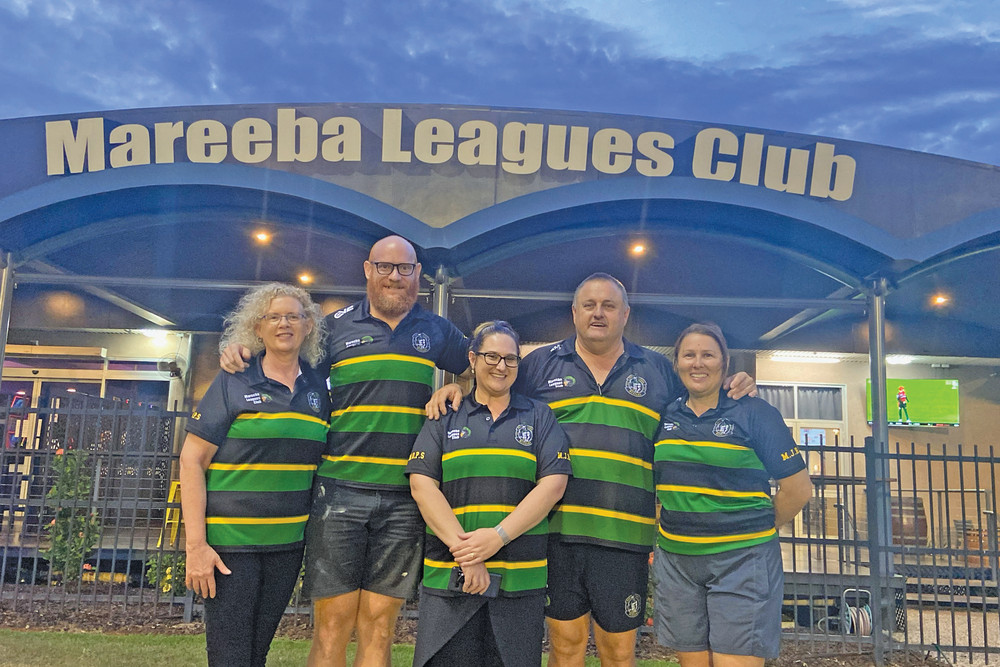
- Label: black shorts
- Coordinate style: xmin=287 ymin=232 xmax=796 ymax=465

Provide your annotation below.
xmin=303 ymin=478 xmax=424 ymax=600
xmin=544 ymin=539 xmax=649 ymax=633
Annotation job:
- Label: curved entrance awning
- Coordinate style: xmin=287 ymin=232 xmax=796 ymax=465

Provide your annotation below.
xmin=0 ymin=103 xmax=998 ymax=357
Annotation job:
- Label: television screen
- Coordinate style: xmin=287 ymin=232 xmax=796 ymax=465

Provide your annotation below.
xmin=866 ymin=378 xmax=959 ymax=426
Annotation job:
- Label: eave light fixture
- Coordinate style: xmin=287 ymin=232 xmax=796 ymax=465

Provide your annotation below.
xmin=886 ymin=355 xmax=915 ymax=365
xmin=770 ymin=351 xmax=841 ymax=364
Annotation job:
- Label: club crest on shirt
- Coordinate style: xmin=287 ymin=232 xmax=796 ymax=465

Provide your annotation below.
xmin=307 ymin=392 xmax=322 ymax=413
xmin=412 ymin=332 xmax=431 ymax=353
xmin=624 ymin=374 xmax=647 ymax=397
xmin=447 ymin=427 xmax=472 ymax=440
xmin=546 ymin=375 xmax=576 ymax=388
xmin=712 ymin=418 xmax=734 ymax=437
xmin=514 ymin=424 xmax=533 ymax=446
xmin=624 ymin=593 xmax=641 ymax=618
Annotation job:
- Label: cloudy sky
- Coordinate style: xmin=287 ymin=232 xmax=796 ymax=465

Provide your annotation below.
xmin=1 ymin=0 xmax=997 ymax=165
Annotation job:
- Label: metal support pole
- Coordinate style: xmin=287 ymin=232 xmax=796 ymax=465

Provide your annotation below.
xmin=0 ymin=252 xmax=16 ymax=376
xmin=866 ymin=277 xmax=893 ymax=665
xmin=431 ymin=265 xmax=451 ymax=390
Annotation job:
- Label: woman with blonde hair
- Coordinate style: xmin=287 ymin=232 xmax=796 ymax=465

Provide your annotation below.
xmin=180 ymin=282 xmax=330 ymax=666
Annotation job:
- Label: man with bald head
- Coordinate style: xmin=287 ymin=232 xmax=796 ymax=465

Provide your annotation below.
xmin=222 ymin=236 xmax=469 ymax=667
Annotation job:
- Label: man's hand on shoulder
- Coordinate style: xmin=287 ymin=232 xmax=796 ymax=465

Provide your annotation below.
xmin=724 ymin=371 xmax=757 ymax=399
xmin=220 ymin=343 xmax=251 ymax=374
xmin=425 ymin=383 xmax=463 ymax=419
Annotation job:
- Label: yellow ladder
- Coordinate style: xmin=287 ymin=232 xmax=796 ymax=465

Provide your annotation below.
xmin=158 ymin=481 xmax=183 ymax=548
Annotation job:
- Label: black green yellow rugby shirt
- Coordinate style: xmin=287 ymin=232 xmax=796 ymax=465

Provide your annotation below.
xmin=406 ymin=391 xmax=572 ymax=597
xmin=317 ymin=298 xmax=470 ymax=489
xmin=513 ymin=337 xmax=681 ymax=553
xmin=653 ymin=390 xmax=806 ymax=555
xmin=186 ymin=354 xmax=330 ymax=552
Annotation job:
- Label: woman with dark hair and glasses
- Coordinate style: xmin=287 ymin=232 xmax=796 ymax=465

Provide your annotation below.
xmin=407 ymin=320 xmax=572 ymax=667
xmin=180 ymin=282 xmax=330 ymax=667
xmin=652 ymin=322 xmax=812 ymax=667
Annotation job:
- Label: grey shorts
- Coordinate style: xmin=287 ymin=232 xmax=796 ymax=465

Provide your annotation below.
xmin=653 ymin=539 xmax=783 ymax=659
xmin=303 ymin=478 xmax=424 ymax=600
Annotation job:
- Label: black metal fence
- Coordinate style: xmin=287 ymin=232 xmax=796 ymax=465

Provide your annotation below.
xmin=3 ymin=399 xmax=999 ymax=663
xmin=1 ymin=395 xmax=190 ymax=619
xmin=782 ymin=436 xmax=999 ymax=664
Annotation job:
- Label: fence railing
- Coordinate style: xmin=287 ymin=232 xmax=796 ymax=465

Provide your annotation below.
xmin=782 ymin=436 xmax=999 ymax=664
xmin=3 ymin=401 xmax=1000 ymax=663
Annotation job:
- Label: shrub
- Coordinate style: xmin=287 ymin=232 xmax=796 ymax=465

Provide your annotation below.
xmin=145 ymin=552 xmax=187 ymax=596
xmin=41 ymin=450 xmax=101 ymax=582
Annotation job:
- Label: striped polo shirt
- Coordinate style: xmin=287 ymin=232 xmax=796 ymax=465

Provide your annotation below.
xmin=316 ymin=298 xmax=470 ymax=489
xmin=513 ymin=337 xmax=680 ymax=553
xmin=186 ymin=354 xmax=330 ymax=552
xmin=654 ymin=391 xmax=806 ymax=555
xmin=406 ymin=392 xmax=572 ymax=597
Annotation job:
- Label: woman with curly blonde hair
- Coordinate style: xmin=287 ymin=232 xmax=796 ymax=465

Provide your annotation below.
xmin=181 ymin=282 xmax=330 ymax=666
xmin=219 ymin=282 xmax=326 ymax=367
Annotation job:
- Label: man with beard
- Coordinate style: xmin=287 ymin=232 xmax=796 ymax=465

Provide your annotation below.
xmin=221 ymin=236 xmax=469 ymax=667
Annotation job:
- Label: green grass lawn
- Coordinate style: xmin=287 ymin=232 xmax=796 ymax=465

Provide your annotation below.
xmin=0 ymin=628 xmax=678 ymax=666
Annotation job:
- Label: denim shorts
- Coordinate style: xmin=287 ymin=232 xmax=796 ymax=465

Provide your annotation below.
xmin=303 ymin=478 xmax=424 ymax=600
xmin=653 ymin=539 xmax=783 ymax=659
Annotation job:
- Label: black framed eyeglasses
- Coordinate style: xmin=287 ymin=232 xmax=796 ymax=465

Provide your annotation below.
xmin=372 ymin=262 xmax=417 ymax=276
xmin=475 ymin=352 xmax=520 ymax=367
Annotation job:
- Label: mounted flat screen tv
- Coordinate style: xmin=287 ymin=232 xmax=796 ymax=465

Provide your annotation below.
xmin=866 ymin=378 xmax=959 ymax=427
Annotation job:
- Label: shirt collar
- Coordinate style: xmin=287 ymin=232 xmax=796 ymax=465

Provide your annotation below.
xmin=677 ymin=387 xmax=738 ymax=416
xmin=244 ymin=353 xmax=269 ymax=388
xmin=245 ymin=352 xmax=310 ymax=389
xmin=464 ymin=390 xmax=531 ymax=416
xmin=356 ymin=297 xmax=425 ymax=325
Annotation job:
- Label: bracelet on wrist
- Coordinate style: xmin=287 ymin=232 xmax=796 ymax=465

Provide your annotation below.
xmin=494 ymin=524 xmax=511 ymax=546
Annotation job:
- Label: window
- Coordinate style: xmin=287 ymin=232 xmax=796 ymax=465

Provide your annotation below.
xmin=758 ymin=384 xmax=843 ymax=421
